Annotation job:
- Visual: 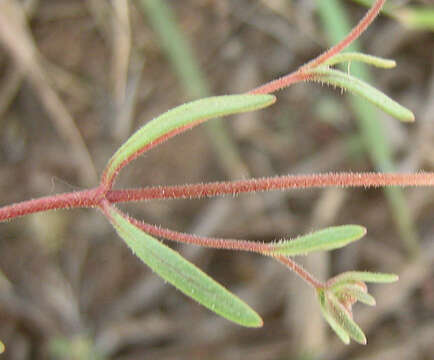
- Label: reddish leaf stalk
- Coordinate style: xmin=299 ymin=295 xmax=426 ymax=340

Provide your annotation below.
xmin=248 ymin=0 xmax=386 ymax=95
xmin=276 ymin=256 xmax=325 ymax=289
xmin=101 ymin=119 xmax=222 ymax=190
xmin=104 ymin=207 xmax=326 ymax=290
xmin=127 ymin=217 xmax=272 ymax=253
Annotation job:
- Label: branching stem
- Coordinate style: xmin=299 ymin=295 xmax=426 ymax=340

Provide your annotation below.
xmin=108 ymin=209 xmax=326 ymax=290
xmin=248 ymin=0 xmax=386 ymax=95
xmin=0 ymin=0 xmax=425 ymax=297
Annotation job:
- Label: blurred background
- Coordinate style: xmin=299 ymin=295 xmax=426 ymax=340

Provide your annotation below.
xmin=0 ymin=0 xmax=433 ymax=359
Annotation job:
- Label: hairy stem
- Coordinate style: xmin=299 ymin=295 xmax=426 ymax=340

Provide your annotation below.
xmin=105 ymin=172 xmax=434 ymax=203
xmin=276 ymin=256 xmax=325 ymax=289
xmin=101 ymin=121 xmax=206 ymax=190
xmin=301 ymin=0 xmax=385 ymax=70
xmin=248 ymin=0 xmax=386 ymax=95
xmin=2 ymin=172 xmax=432 ymax=222
xmin=248 ymin=72 xmax=314 ymax=95
xmin=0 ymin=187 xmax=102 ymax=222
xmin=126 ymin=217 xmax=272 ymax=253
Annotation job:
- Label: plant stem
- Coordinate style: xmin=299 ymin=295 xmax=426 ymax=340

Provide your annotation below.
xmin=248 ymin=0 xmax=385 ymax=95
xmin=0 ymin=188 xmax=102 ymax=222
xmin=276 ymin=256 xmax=325 ymax=289
xmin=105 ymin=172 xmax=434 ymax=203
xmin=127 ymin=217 xmax=272 ymax=253
xmin=302 ymin=0 xmax=385 ymax=70
xmin=1 ymin=172 xmax=433 ymax=222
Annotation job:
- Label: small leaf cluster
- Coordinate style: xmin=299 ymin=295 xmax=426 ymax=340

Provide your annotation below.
xmin=318 ymin=272 xmax=398 ymax=344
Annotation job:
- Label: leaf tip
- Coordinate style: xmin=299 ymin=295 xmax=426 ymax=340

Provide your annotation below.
xmin=389 ymin=274 xmax=399 ymax=283
xmin=404 ymin=110 xmax=415 ymax=123
xmin=254 ymin=317 xmax=265 ymax=328
xmin=359 ymin=333 xmax=368 ymax=346
xmin=241 ymin=311 xmax=264 ymax=328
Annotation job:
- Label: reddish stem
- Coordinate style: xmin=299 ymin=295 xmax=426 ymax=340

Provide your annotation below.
xmin=127 ymin=217 xmax=272 ymax=254
xmin=0 ymin=187 xmax=103 ymax=222
xmin=101 ymin=121 xmax=206 ymax=190
xmin=248 ymin=72 xmax=314 ymax=95
xmin=105 ymin=172 xmax=434 ymax=203
xmin=301 ymin=0 xmax=385 ymax=71
xmin=248 ymin=0 xmax=386 ymax=95
xmin=2 ymin=172 xmax=433 ymax=222
xmin=276 ymin=256 xmax=325 ymax=289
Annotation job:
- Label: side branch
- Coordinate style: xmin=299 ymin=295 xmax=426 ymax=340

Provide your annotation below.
xmin=105 ymin=172 xmax=434 ymax=203
xmin=276 ymin=256 xmax=324 ymax=289
xmin=248 ymin=0 xmax=386 ymax=95
xmin=124 ymin=217 xmax=325 ymax=289
xmin=301 ymin=0 xmax=386 ymax=71
xmin=126 ymin=217 xmax=272 ymax=254
xmin=101 ymin=121 xmax=204 ymax=190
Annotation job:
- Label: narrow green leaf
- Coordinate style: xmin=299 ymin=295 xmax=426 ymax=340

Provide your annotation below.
xmin=329 ymin=271 xmax=399 ymax=287
xmin=396 ymin=7 xmax=434 ymax=31
xmin=324 ymin=52 xmax=396 ymax=68
xmin=309 ymin=67 xmax=415 ymax=122
xmin=317 ymin=290 xmax=350 ymax=344
xmin=269 ymin=225 xmax=366 ymax=256
xmin=327 ymin=293 xmax=367 ymax=345
xmin=333 ymin=283 xmax=376 ymax=306
xmin=105 ymin=206 xmax=263 ymax=328
xmin=103 ymin=94 xmax=276 ymax=184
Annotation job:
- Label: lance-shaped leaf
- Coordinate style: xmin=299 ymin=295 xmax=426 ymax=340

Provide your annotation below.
xmin=318 ymin=289 xmax=350 ymax=344
xmin=308 ymin=67 xmax=415 ymax=122
xmin=104 ymin=205 xmax=263 ymax=328
xmin=326 ymin=292 xmax=367 ymax=344
xmin=327 ymin=271 xmax=399 ymax=288
xmin=102 ymin=94 xmax=276 ymax=186
xmin=269 ymin=225 xmax=366 ymax=256
xmin=324 ymin=52 xmax=396 ymax=68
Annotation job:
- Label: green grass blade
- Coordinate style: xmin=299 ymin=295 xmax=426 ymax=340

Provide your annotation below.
xmin=324 ymin=52 xmax=396 ymax=68
xmin=310 ymin=67 xmax=414 ymax=122
xmin=103 ymin=94 xmax=275 ymax=185
xmin=349 ymin=0 xmax=434 ymax=32
xmin=139 ymin=0 xmax=249 ymax=178
xmin=105 ymin=205 xmax=263 ymax=328
xmin=139 ymin=0 xmax=208 ymax=98
xmin=347 ymin=0 xmax=396 ymax=17
xmin=396 ymin=7 xmax=434 ymax=32
xmin=270 ymin=225 xmax=366 ymax=256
